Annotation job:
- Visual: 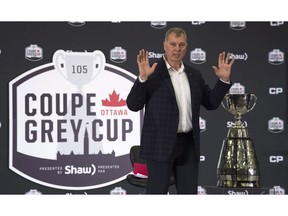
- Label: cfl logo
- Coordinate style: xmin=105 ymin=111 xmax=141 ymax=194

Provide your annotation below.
xmin=269 ymin=156 xmax=284 ymax=163
xmin=269 ymin=88 xmax=283 ymax=94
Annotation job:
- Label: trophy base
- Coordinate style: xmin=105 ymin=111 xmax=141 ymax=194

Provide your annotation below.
xmin=203 ymin=186 xmax=272 ymax=194
xmin=217 ymin=137 xmax=261 ymax=188
xmin=217 ymin=179 xmax=260 ymax=188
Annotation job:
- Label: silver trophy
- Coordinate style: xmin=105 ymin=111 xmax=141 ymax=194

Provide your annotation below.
xmin=53 ymin=50 xmax=106 ymax=93
xmin=217 ymin=94 xmax=261 ymax=187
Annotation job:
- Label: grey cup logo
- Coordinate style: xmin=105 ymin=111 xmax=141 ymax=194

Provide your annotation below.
xmin=9 ymin=50 xmax=141 ymax=190
xmin=150 ymin=21 xmax=167 ymax=29
xmin=230 ymin=22 xmax=246 ymax=30
xmin=268 ymin=117 xmax=284 ymax=133
xmin=190 ymin=48 xmax=206 ymax=64
xmin=229 ymin=83 xmax=245 ymax=94
xmin=110 ymin=187 xmax=126 ymax=195
xmin=25 ymin=44 xmax=43 ymax=61
xmin=270 ymin=186 xmax=285 ymax=194
xmin=110 ymin=47 xmax=127 ymax=63
xmin=268 ymin=49 xmax=284 ymax=65
xmin=25 ymin=189 xmax=43 ymax=195
xmin=68 ymin=22 xmax=85 ymax=27
xmin=197 ymin=186 xmax=207 ymax=194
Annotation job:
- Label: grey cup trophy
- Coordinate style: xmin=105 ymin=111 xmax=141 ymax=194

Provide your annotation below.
xmin=217 ymin=94 xmax=261 ymax=187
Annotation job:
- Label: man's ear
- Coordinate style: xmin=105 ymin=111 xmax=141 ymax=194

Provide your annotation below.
xmin=163 ymin=41 xmax=166 ymax=52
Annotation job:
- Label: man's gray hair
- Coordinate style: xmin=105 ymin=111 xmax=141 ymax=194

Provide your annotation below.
xmin=164 ymin=27 xmax=187 ymax=41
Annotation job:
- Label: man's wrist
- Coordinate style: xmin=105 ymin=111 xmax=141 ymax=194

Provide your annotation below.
xmin=220 ymin=78 xmax=230 ymax=84
xmin=138 ymin=76 xmax=147 ymax=83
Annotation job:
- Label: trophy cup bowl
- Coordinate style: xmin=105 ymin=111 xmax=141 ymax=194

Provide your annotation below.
xmin=222 ymin=93 xmax=257 ymax=116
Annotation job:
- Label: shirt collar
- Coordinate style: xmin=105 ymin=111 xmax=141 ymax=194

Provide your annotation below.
xmin=163 ymin=56 xmax=185 ymax=73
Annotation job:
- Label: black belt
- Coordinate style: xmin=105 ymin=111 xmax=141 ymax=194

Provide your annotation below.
xmin=177 ymin=131 xmax=192 ymax=137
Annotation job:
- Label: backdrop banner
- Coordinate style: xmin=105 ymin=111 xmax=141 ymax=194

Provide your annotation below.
xmin=0 ymin=22 xmax=287 ymax=194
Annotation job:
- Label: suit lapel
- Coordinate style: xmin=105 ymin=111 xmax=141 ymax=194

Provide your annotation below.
xmin=158 ymin=59 xmax=177 ymax=101
xmin=185 ymin=67 xmax=198 ymax=112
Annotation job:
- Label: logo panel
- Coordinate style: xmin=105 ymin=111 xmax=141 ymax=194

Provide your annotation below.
xmin=9 ymin=50 xmax=141 ymax=190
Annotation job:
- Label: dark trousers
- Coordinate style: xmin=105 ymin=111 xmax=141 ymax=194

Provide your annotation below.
xmin=145 ymin=131 xmax=199 ymax=194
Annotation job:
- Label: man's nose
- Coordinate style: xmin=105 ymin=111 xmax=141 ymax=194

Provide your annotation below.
xmin=175 ymin=44 xmax=181 ymax=50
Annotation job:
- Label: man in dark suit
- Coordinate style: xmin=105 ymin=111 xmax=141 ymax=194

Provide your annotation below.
xmin=126 ymin=27 xmax=235 ymax=194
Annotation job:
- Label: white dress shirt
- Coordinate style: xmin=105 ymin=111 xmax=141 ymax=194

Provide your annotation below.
xmin=163 ymin=57 xmax=192 ymax=133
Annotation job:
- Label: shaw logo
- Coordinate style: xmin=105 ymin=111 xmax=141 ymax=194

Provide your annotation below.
xmin=148 ymin=52 xmax=164 ymax=59
xmin=64 ymin=164 xmax=97 ymax=175
xmin=229 ymin=52 xmax=248 ymax=61
xmin=228 ymin=190 xmax=249 ymax=195
xmin=227 ymin=121 xmax=247 ymax=128
xmin=9 ymin=50 xmax=142 ymax=190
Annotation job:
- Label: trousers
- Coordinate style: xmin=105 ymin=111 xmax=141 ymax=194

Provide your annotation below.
xmin=145 ymin=131 xmax=199 ymax=194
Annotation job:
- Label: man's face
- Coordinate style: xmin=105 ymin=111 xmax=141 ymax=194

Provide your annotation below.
xmin=163 ymin=32 xmax=187 ymax=65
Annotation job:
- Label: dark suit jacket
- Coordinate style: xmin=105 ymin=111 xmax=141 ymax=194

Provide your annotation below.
xmin=127 ymin=58 xmax=231 ymax=162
